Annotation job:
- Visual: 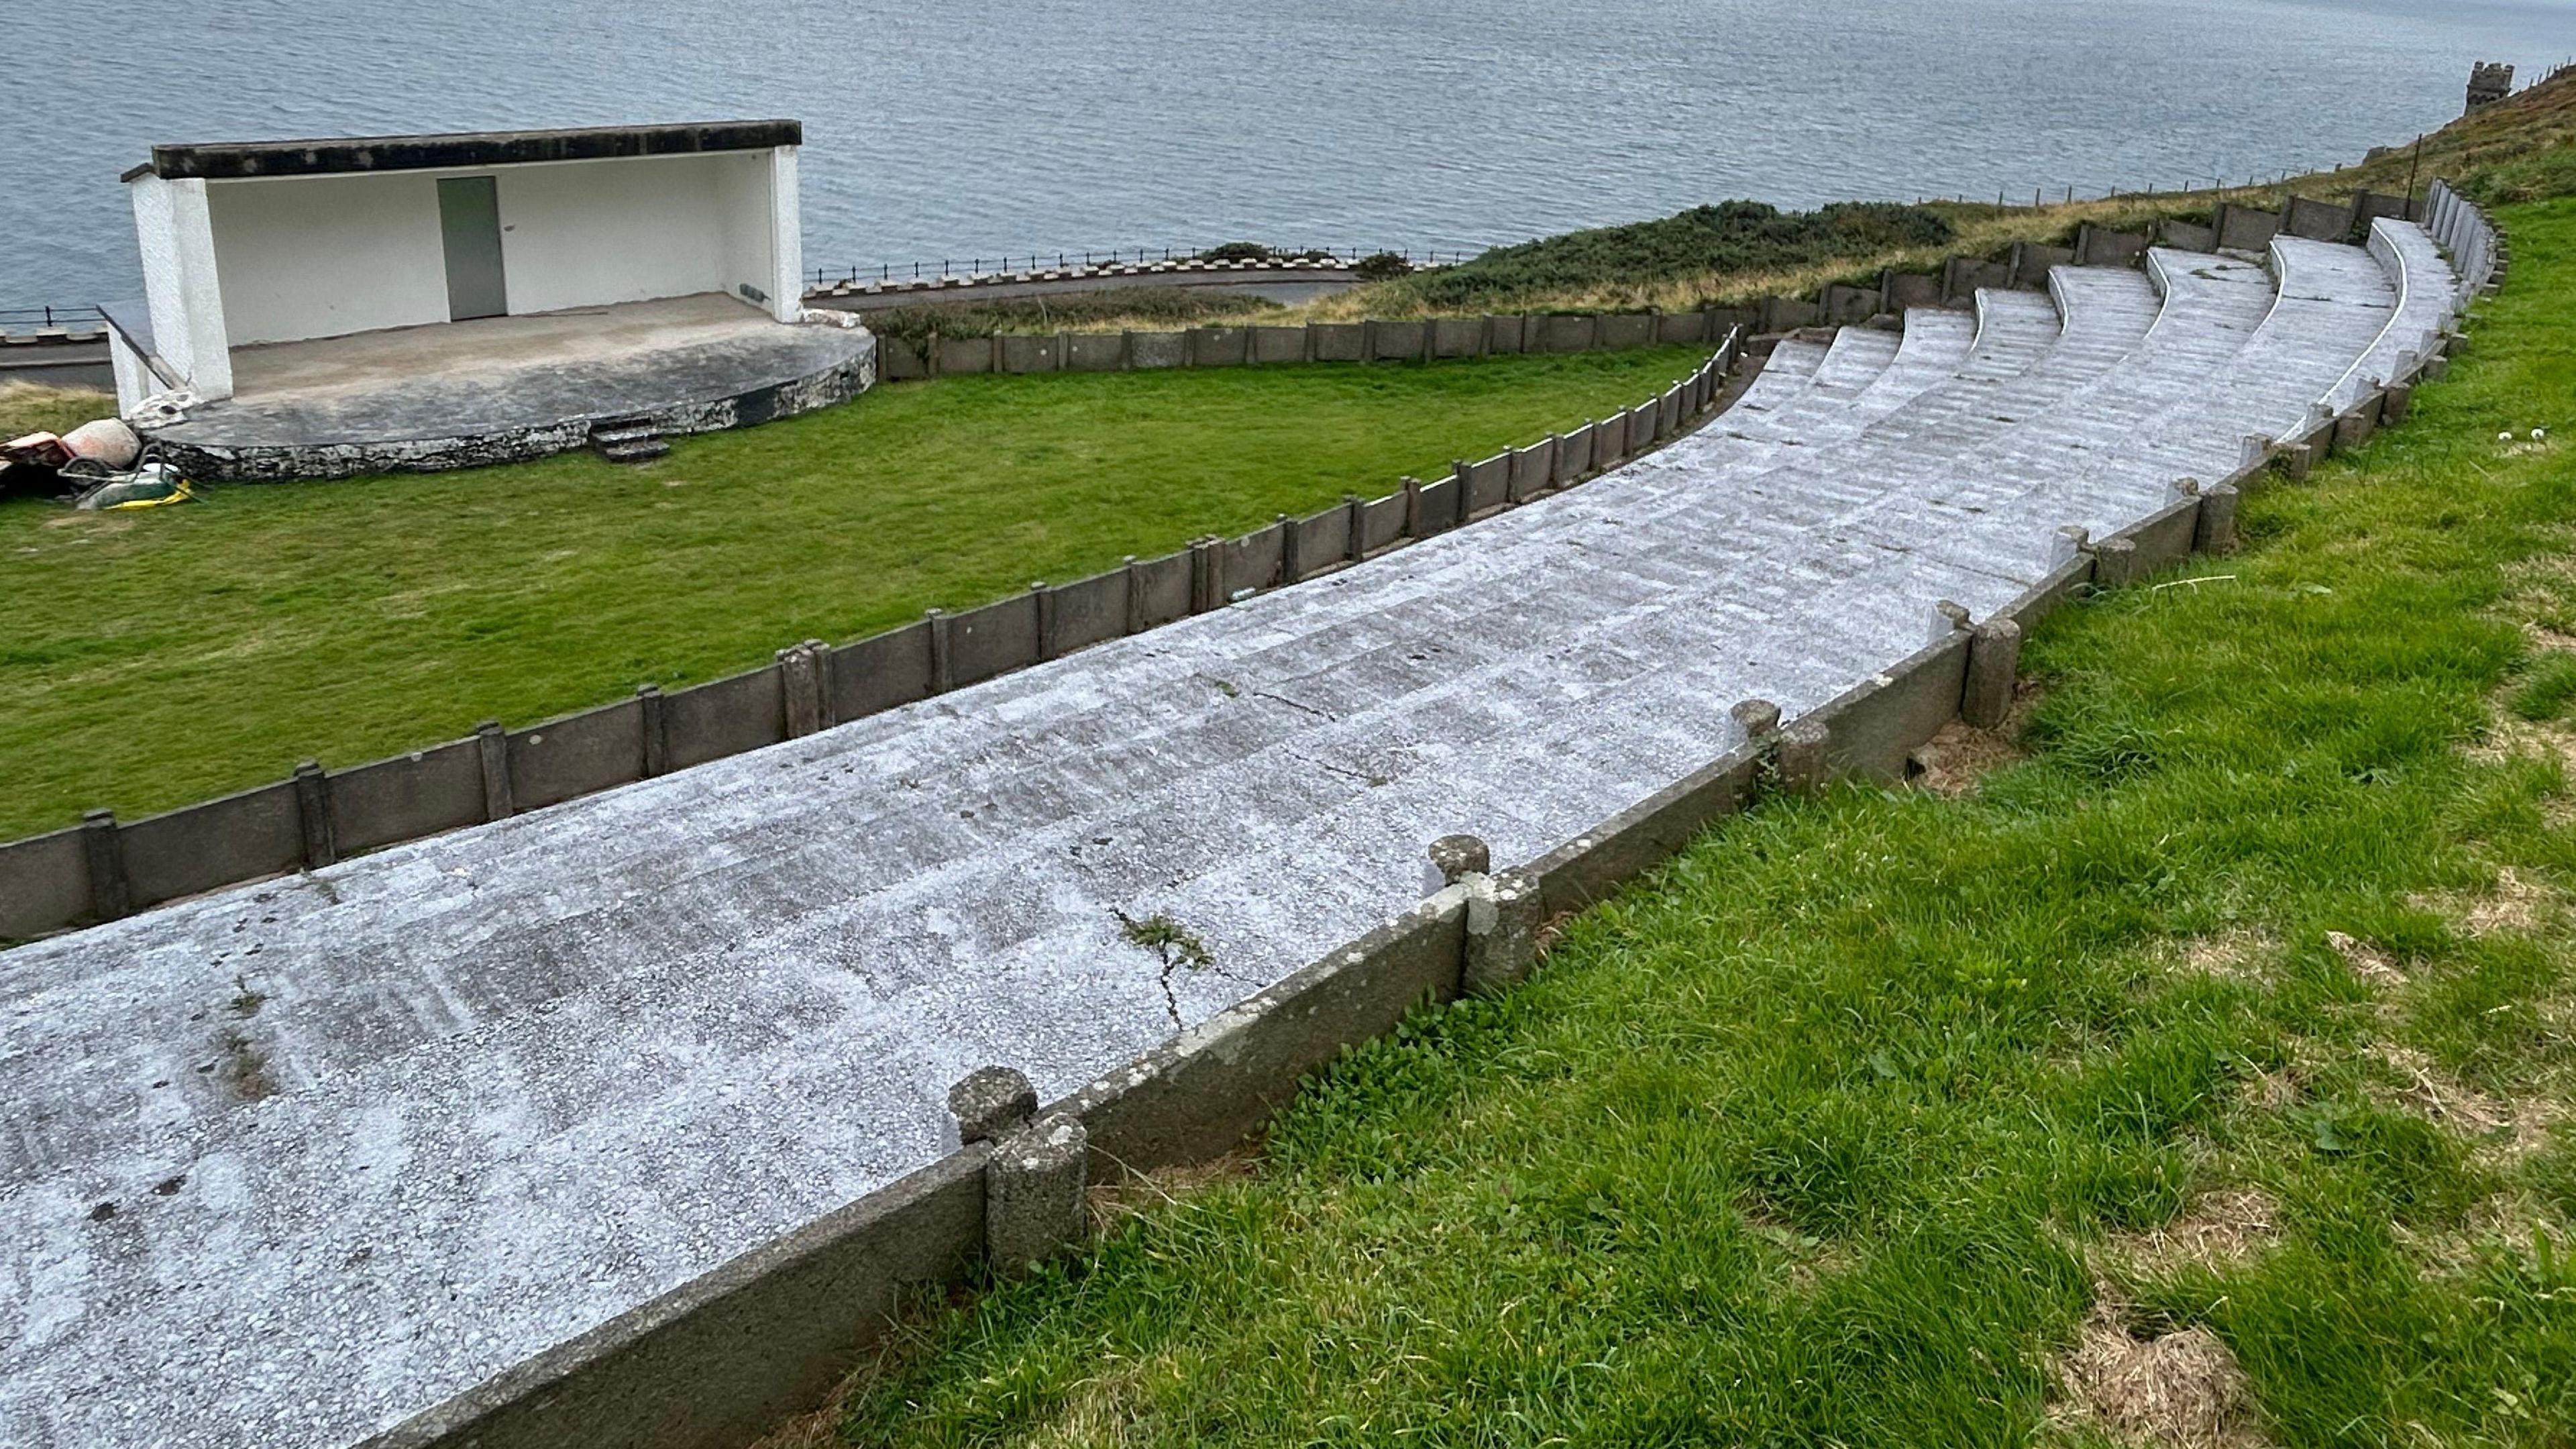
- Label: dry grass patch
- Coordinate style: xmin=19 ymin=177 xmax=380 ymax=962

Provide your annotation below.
xmin=1909 ymin=718 xmax=2028 ymax=797
xmin=1909 ymin=679 xmax=2043 ymax=796
xmin=1086 ymin=1148 xmax=1258 ymax=1232
xmin=2165 ymin=930 xmax=2277 ymax=985
xmin=2100 ymin=1189 xmax=2286 ymax=1279
xmin=2324 ymin=930 xmax=2408 ymax=987
xmin=2053 ymin=1290 xmax=2267 ymax=1449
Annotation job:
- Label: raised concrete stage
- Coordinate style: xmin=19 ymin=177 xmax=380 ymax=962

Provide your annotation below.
xmin=142 ymin=294 xmax=877 ymax=481
xmin=0 ymin=224 xmax=2455 ymax=1449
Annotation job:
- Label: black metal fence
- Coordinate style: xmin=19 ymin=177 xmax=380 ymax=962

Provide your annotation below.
xmin=0 ymin=305 xmax=107 ymax=339
xmin=806 ymin=246 xmax=1476 ymax=290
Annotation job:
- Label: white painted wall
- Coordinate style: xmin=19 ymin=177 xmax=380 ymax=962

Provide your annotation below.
xmin=498 ymin=154 xmax=734 ymax=314
xmin=129 ymin=174 xmax=233 ymax=398
xmin=109 ymin=330 xmax=153 ymax=415
xmin=763 ymin=148 xmax=804 ymax=323
xmin=207 ymin=173 xmax=449 ymax=345
xmin=129 ymin=144 xmax=801 ymax=374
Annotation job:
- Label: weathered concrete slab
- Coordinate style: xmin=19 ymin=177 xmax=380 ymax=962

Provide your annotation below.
xmin=0 ymin=233 xmax=2444 ymax=1449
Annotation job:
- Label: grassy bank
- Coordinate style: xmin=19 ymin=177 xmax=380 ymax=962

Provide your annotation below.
xmin=780 ymin=199 xmax=2576 ymax=1448
xmin=0 ymin=347 xmax=1707 ymax=838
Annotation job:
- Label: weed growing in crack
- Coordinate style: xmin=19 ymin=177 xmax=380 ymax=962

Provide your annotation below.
xmin=1114 ymin=909 xmax=1214 ymax=1027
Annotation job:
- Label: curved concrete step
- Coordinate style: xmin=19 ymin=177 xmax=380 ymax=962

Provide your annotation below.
xmin=2090 ymin=234 xmax=2400 ymax=510
xmin=2326 ymin=219 xmax=2453 ymax=413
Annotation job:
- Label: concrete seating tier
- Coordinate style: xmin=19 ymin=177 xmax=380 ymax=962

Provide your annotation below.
xmin=0 ymin=223 xmax=2453 ymax=1449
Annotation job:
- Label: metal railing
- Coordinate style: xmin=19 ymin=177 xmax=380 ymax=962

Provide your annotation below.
xmin=805 ymin=246 xmax=1475 ymax=290
xmin=0 ymin=305 xmax=108 ymax=339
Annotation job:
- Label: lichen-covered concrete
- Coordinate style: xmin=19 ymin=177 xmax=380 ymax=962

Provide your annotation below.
xmin=0 ymin=229 xmax=2450 ymax=1449
xmin=144 ymin=292 xmax=876 ymax=480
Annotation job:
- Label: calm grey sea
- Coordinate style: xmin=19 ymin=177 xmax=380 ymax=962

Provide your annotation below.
xmin=6 ymin=0 xmax=2573 ymax=308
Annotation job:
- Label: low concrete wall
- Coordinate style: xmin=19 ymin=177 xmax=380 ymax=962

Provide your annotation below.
xmin=2283 ymin=195 xmax=2355 ymax=243
xmin=2215 ymin=202 xmax=2280 ymax=252
xmin=358 ymin=1151 xmax=989 ymax=1449
xmin=2159 ymin=218 xmax=2218 ymax=253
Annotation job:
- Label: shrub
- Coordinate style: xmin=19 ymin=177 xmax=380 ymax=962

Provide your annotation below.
xmin=1352 ymin=252 xmax=1415 ymax=282
xmin=1397 ymin=201 xmax=1953 ymax=310
xmin=1199 ymin=241 xmax=1273 ymax=262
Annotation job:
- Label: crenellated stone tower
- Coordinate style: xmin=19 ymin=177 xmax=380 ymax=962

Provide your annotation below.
xmin=2467 ymin=62 xmax=2514 ymax=114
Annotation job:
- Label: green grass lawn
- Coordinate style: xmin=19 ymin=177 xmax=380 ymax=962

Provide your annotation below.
xmin=0 ymin=348 xmax=1706 ymax=838
xmin=796 ymin=204 xmax=2576 ymax=1448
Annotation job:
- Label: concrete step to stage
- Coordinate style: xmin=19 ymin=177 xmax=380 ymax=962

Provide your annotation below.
xmin=590 ymin=417 xmax=671 ymax=463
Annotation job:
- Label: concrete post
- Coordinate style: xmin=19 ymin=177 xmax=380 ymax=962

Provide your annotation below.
xmin=2334 ymin=407 xmax=2373 ymax=453
xmin=1424 ymin=833 xmax=1491 ymax=894
xmin=949 ymin=1065 xmax=1038 ymax=1145
xmin=778 ymin=645 xmax=824 ymax=738
xmin=987 ymin=1112 xmax=1090 ymax=1275
xmin=1401 ymin=477 xmax=1425 ymax=539
xmin=80 ymin=809 xmax=129 ymax=922
xmin=2092 ymin=537 xmax=2139 ymax=589
xmin=1733 ymin=697 xmax=1784 ymax=796
xmin=2051 ymin=525 xmax=2090 ymax=570
xmin=1450 ymin=460 xmax=1473 ymax=526
xmin=2280 ymin=441 xmax=2315 ymax=481
xmin=475 ymin=721 xmax=515 ymax=822
xmin=1361 ymin=319 xmax=1377 ymax=364
xmin=292 ymin=761 xmax=336 ymax=869
xmin=2194 ymin=482 xmax=2241 ymax=554
xmin=1189 ymin=537 xmax=1223 ymax=613
xmin=1461 ymin=869 xmax=1543 ymax=996
xmin=636 ymin=684 xmax=670 ymax=777
xmin=2381 ymin=382 xmax=2413 ymax=425
xmin=1277 ymin=514 xmax=1302 ymax=586
xmin=926 ymin=608 xmax=954 ymax=692
xmin=1778 ymin=716 xmax=1831 ymax=796
xmin=1731 ymin=697 xmax=1782 ymax=744
xmin=1344 ymin=495 xmax=1366 ymax=564
xmin=1120 ymin=557 xmax=1145 ymax=635
xmin=2238 ymin=434 xmax=2275 ymax=476
xmin=1932 ymin=598 xmax=1972 ymax=644
xmin=1964 ymin=619 xmax=2022 ymax=729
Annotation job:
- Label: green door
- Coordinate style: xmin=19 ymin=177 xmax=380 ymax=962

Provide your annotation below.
xmin=437 ymin=176 xmax=508 ymax=321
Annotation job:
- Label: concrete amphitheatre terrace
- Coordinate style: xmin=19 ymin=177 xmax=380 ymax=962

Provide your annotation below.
xmin=0 ymin=185 xmax=2499 ymax=1449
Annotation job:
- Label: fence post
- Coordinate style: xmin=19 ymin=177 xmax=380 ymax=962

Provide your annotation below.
xmin=1121 ymin=556 xmax=1145 ymax=635
xmin=1277 ymin=513 xmax=1302 ymax=585
xmin=292 ymin=761 xmax=337 ymax=869
xmin=1401 ymin=477 xmax=1425 ymax=539
xmin=637 ymin=684 xmax=670 ymax=777
xmin=80 ymin=809 xmax=129 ymax=922
xmin=475 ymin=721 xmax=515 ymax=822
xmin=1189 ymin=537 xmax=1222 ymax=613
xmin=1034 ymin=581 xmax=1059 ymax=659
xmin=1344 ymin=494 xmax=1366 ymax=563
xmin=1450 ymin=460 xmax=1472 ymax=526
xmin=926 ymin=608 xmax=955 ymax=692
xmin=778 ymin=644 xmax=824 ymax=738
xmin=1964 ymin=620 xmax=2022 ymax=729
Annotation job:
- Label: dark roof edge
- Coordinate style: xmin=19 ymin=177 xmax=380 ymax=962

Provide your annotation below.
xmin=130 ymin=119 xmax=801 ymax=182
